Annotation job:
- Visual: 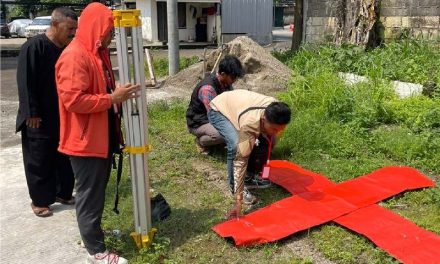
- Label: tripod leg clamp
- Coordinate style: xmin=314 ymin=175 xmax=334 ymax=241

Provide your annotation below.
xmin=123 ymin=144 xmax=153 ymax=154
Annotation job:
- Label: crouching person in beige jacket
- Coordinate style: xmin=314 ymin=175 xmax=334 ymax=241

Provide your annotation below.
xmin=208 ymin=89 xmax=292 ymax=217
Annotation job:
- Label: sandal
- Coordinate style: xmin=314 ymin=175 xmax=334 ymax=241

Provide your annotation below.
xmin=31 ymin=203 xmax=53 ymax=217
xmin=55 ymin=196 xmax=76 ymax=205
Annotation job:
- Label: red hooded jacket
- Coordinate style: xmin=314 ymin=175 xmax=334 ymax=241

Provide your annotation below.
xmin=56 ymin=3 xmax=114 ymax=158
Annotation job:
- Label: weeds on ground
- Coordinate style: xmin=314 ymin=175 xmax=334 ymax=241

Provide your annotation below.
xmin=103 ymin=102 xmax=304 ymax=264
xmin=275 ymin=43 xmax=439 ymax=263
xmin=273 ymin=39 xmax=440 ymax=96
xmin=101 ymin=42 xmax=439 ymax=264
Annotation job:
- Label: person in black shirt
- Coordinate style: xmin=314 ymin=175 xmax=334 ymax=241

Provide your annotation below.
xmin=16 ymin=7 xmax=78 ymax=217
xmin=186 ymin=55 xmax=244 ymax=155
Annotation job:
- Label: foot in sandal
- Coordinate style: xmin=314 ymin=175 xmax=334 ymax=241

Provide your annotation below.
xmin=31 ymin=203 xmax=53 ymax=217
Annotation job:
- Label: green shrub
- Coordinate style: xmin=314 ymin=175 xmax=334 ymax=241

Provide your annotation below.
xmin=277 ymin=39 xmax=440 ymax=176
xmin=384 ymin=96 xmax=440 ymax=132
xmin=274 ymin=40 xmax=440 ymax=90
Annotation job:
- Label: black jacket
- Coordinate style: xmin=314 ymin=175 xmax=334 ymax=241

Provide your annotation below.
xmin=186 ymin=74 xmax=231 ymax=130
xmin=16 ymin=34 xmax=63 ymax=138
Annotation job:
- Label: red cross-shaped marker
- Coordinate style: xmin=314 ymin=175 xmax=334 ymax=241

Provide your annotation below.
xmin=213 ymin=160 xmax=440 ymax=263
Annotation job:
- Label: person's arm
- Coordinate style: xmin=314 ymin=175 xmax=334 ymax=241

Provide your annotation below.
xmin=232 ymin=126 xmax=257 ymax=215
xmin=56 ymin=53 xmax=139 ymax=114
xmin=198 ymin=85 xmax=217 ymax=112
xmin=17 ymin=41 xmax=42 ymax=128
xmin=56 ymin=55 xmax=111 ymax=113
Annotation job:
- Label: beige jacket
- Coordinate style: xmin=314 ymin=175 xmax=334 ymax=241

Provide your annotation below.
xmin=210 ymin=89 xmax=276 ymax=194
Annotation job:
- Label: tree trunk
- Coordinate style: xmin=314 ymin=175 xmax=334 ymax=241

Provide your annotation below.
xmin=335 ymin=0 xmax=378 ymax=47
xmin=291 ymin=0 xmax=303 ymax=52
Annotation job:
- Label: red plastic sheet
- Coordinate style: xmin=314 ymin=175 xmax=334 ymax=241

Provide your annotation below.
xmin=213 ymin=160 xmax=440 ymax=263
xmin=269 ymin=161 xmax=440 ymax=263
xmin=336 ymin=205 xmax=440 ymax=264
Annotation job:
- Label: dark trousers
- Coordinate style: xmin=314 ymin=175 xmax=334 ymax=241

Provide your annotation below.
xmin=70 ymin=156 xmax=111 ymax=255
xmin=21 ymin=130 xmax=75 ymax=207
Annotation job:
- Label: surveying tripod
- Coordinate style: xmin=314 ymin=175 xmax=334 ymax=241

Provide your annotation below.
xmin=113 ymin=10 xmax=156 ymax=249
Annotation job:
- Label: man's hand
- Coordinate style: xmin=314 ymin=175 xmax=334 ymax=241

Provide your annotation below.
xmin=110 ymin=83 xmax=141 ymax=104
xmin=226 ymin=194 xmax=243 ymax=220
xmin=26 ymin=117 xmax=42 ymax=129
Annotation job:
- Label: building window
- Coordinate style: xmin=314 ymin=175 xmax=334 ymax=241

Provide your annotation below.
xmin=178 ymin=2 xmax=186 ymax=29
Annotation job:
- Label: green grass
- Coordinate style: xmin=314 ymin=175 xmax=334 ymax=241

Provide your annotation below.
xmin=101 ymin=41 xmax=439 ymax=263
xmin=273 ymin=40 xmax=440 ymax=97
xmin=145 ymin=56 xmax=200 ymax=78
xmin=273 ymin=41 xmax=440 ymax=263
xmin=104 ymin=102 xmax=310 ymax=264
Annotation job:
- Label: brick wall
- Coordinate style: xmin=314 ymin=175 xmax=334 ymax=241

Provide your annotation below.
xmin=381 ymin=0 xmax=439 ymax=41
xmin=381 ymin=0 xmax=439 ymax=16
xmin=305 ymin=0 xmax=338 ymax=42
xmin=304 ymin=0 xmax=440 ymax=43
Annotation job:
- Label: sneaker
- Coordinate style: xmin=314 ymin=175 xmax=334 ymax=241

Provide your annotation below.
xmin=195 ymin=138 xmax=209 ymax=155
xmin=86 ymin=251 xmax=128 ymax=264
xmin=244 ymin=173 xmax=254 ymax=184
xmin=242 ymin=188 xmax=258 ymax=205
xmin=245 ymin=175 xmax=272 ymax=189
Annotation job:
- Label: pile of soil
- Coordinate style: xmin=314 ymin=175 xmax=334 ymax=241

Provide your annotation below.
xmin=160 ymin=36 xmax=293 ymax=99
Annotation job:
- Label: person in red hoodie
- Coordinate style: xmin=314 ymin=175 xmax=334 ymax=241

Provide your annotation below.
xmin=56 ymin=3 xmax=139 ymax=264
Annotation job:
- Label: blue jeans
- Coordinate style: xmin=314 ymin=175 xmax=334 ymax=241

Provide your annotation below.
xmin=208 ymin=109 xmax=238 ymax=192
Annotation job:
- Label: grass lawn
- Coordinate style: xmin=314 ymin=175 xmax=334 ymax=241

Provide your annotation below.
xmin=102 ymin=41 xmax=440 ymax=264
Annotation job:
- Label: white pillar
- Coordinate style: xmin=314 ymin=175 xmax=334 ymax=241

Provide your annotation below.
xmin=167 ymin=0 xmax=179 ymax=75
xmin=136 ymin=0 xmax=159 ymax=42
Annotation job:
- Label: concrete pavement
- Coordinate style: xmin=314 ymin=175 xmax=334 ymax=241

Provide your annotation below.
xmin=0 ymin=146 xmax=85 ymax=264
xmin=0 ymin=54 xmax=86 ymax=263
xmin=0 ymin=55 xmax=182 ymax=264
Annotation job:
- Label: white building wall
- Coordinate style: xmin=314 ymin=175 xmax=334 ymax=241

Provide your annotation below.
xmin=178 ymin=4 xmax=198 ymax=41
xmin=136 ymin=0 xmax=158 ymax=41
xmin=178 ymin=3 xmax=217 ymax=42
xmin=135 ymin=0 xmax=219 ymax=43
xmin=207 ymin=13 xmax=216 ymax=42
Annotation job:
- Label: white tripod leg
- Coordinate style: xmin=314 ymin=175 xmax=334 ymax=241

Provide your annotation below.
xmin=113 ymin=9 xmax=156 ymax=249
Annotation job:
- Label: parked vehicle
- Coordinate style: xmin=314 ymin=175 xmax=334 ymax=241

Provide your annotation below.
xmin=9 ymin=16 xmax=27 ymax=21
xmin=8 ymin=19 xmax=32 ymax=38
xmin=1 ymin=18 xmax=11 ymax=38
xmin=24 ymin=16 xmax=51 ymax=38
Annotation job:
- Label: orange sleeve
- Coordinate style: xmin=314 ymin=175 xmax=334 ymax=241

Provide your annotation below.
xmin=56 ymin=51 xmax=112 ymax=114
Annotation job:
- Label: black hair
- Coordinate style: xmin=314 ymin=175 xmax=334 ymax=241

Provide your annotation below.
xmin=218 ymin=55 xmax=244 ymax=79
xmin=52 ymin=7 xmax=78 ymax=22
xmin=264 ymin=102 xmax=291 ymax=125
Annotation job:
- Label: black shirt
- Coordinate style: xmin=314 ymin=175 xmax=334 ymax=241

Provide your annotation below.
xmin=107 ymin=86 xmax=119 ymax=155
xmin=16 ymin=34 xmax=63 ymax=138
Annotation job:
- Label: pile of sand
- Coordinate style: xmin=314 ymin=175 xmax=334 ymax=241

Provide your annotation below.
xmin=159 ymin=36 xmax=293 ymax=100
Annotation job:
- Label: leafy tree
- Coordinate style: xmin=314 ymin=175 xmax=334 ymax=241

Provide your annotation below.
xmin=6 ymin=0 xmax=88 ymax=20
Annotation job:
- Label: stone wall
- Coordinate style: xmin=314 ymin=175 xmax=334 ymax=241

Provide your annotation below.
xmin=304 ymin=0 xmax=440 ymax=43
xmin=381 ymin=0 xmax=439 ymax=41
xmin=305 ymin=16 xmax=338 ymax=43
xmin=304 ymin=0 xmax=338 ymax=42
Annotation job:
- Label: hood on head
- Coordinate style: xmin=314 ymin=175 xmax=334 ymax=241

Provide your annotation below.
xmin=76 ymin=2 xmax=113 ymax=52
